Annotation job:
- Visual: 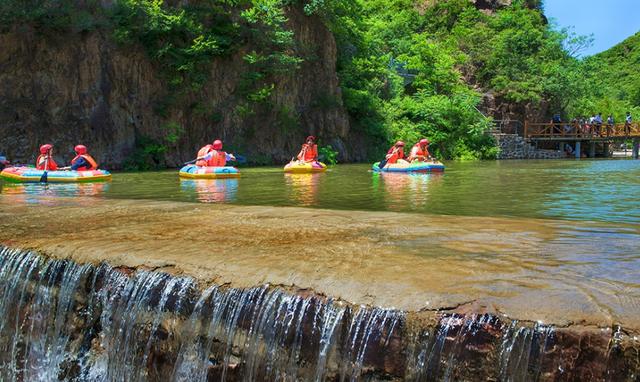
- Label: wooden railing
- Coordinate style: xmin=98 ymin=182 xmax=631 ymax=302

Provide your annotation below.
xmin=524 ymin=121 xmax=640 ymax=139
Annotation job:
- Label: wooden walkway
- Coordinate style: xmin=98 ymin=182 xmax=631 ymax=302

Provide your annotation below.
xmin=502 ymin=121 xmax=640 ymax=159
xmin=524 ymin=121 xmax=640 ymax=140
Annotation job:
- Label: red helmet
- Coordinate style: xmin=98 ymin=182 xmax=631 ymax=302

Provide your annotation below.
xmin=419 ymin=139 xmax=430 ymax=146
xmin=74 ymin=144 xmax=87 ymax=155
xmin=395 ymin=141 xmax=405 ymax=147
xmin=306 ymin=136 xmax=316 ymax=142
xmin=212 ymin=140 xmax=223 ymax=150
xmin=39 ymin=144 xmax=53 ymax=154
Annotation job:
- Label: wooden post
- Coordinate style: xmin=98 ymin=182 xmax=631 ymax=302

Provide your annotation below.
xmin=589 ymin=141 xmax=596 ymax=158
xmin=633 ymin=139 xmax=639 ymax=160
xmin=575 ymin=141 xmax=581 ymax=159
xmin=524 ymin=120 xmax=528 ymax=138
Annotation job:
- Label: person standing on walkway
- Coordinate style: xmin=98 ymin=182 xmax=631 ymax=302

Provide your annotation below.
xmin=607 ymin=115 xmax=614 ymax=136
xmin=594 ymin=113 xmax=603 ymax=136
xmin=625 ymin=112 xmax=633 ymax=136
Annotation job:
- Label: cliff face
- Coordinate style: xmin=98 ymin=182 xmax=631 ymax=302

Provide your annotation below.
xmin=0 ymin=6 xmax=352 ymax=169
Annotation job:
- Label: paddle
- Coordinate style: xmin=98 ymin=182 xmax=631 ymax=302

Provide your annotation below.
xmin=39 ymin=156 xmax=49 ymax=183
xmin=183 ymin=153 xmax=246 ymax=166
xmin=379 ymin=147 xmax=399 ymax=169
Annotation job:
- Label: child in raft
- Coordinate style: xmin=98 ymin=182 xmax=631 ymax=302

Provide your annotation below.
xmin=296 ymin=136 xmax=318 ymax=163
xmin=60 ymin=145 xmax=98 ymax=171
xmin=195 ymin=140 xmax=236 ymax=167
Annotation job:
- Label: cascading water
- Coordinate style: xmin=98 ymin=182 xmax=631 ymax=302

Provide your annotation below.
xmin=0 ymin=246 xmax=636 ymax=381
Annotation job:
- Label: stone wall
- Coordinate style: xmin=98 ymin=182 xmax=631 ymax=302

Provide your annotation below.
xmin=493 ymin=133 xmax=566 ymax=159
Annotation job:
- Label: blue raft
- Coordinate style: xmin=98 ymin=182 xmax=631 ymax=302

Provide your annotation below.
xmin=372 ymin=161 xmax=445 ymax=173
xmin=178 ymin=164 xmax=240 ymax=179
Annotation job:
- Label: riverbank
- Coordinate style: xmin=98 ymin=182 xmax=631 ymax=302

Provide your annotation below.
xmin=2 ymin=196 xmax=639 ymax=331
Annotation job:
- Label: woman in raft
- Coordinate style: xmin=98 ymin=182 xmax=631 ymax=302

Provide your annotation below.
xmin=36 ymin=144 xmax=58 ymax=170
xmin=296 ymin=136 xmax=318 ymax=163
xmin=408 ymin=138 xmax=433 ymax=162
xmin=384 ymin=141 xmax=408 ymax=165
xmin=195 ymin=140 xmax=236 ymax=167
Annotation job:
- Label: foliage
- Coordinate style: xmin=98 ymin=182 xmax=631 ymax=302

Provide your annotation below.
xmin=318 ymin=145 xmax=338 ymax=165
xmin=576 ymin=32 xmax=640 ymax=120
xmin=123 ymin=121 xmax=184 ymax=170
xmin=303 ymin=0 xmax=499 ymax=160
xmin=111 ymin=0 xmax=239 ymax=93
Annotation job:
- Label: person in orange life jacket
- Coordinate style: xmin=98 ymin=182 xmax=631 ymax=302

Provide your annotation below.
xmin=66 ymin=145 xmax=98 ymax=171
xmin=297 ymin=136 xmax=318 ymax=163
xmin=408 ymin=139 xmax=432 ymax=162
xmin=385 ymin=141 xmax=407 ymax=165
xmin=36 ymin=144 xmax=58 ymax=170
xmin=196 ymin=140 xmax=235 ymax=167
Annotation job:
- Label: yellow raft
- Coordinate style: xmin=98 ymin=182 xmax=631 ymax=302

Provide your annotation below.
xmin=283 ymin=161 xmax=327 ymax=174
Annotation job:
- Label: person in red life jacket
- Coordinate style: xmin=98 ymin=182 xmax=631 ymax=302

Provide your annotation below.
xmin=36 ymin=144 xmax=58 ymax=170
xmin=69 ymin=145 xmax=98 ymax=171
xmin=408 ymin=139 xmax=432 ymax=162
xmin=297 ymin=136 xmax=318 ymax=163
xmin=196 ymin=140 xmax=236 ymax=167
xmin=385 ymin=141 xmax=407 ymax=165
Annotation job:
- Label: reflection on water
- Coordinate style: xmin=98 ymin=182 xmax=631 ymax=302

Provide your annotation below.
xmin=1 ymin=160 xmax=639 ymax=225
xmin=373 ymin=172 xmax=443 ymax=211
xmin=0 ymin=182 xmax=110 ymax=205
xmin=180 ymin=179 xmax=238 ymax=203
xmin=284 ymin=173 xmax=322 ymax=206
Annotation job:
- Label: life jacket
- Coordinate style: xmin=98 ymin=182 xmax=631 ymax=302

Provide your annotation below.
xmin=409 ymin=144 xmax=430 ymax=162
xmin=36 ymin=154 xmax=58 ymax=170
xmin=71 ymin=154 xmax=98 ymax=171
xmin=386 ymin=146 xmax=405 ymax=164
xmin=298 ymin=144 xmax=318 ymax=162
xmin=208 ymin=150 xmax=227 ymax=167
xmin=196 ymin=145 xmax=213 ymax=167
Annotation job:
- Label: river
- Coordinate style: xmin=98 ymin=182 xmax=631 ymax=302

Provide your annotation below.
xmin=3 ymin=159 xmax=640 ymax=224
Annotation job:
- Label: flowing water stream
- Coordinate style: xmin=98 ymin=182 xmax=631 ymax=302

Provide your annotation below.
xmin=6 ymin=246 xmax=623 ymax=381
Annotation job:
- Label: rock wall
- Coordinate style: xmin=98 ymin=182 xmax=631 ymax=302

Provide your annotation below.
xmin=493 ymin=133 xmax=566 ymax=159
xmin=0 ymin=5 xmax=353 ymax=169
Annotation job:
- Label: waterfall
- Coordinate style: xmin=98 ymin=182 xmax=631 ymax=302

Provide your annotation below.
xmin=0 ymin=246 xmax=635 ymax=381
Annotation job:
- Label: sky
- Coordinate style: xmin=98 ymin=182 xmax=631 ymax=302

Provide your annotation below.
xmin=544 ymin=0 xmax=640 ymax=56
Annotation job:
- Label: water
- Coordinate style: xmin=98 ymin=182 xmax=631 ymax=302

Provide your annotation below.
xmin=1 ymin=161 xmax=639 ymax=380
xmin=2 ymin=247 xmax=634 ymax=381
xmin=2 ymin=159 xmax=640 ymax=224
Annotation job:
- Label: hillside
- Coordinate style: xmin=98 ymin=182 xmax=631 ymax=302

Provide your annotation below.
xmin=593 ymin=32 xmax=640 ymax=108
xmin=0 ymin=0 xmax=605 ymax=167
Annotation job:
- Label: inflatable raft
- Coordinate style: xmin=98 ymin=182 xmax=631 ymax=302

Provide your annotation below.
xmin=372 ymin=161 xmax=445 ymax=173
xmin=179 ymin=164 xmax=240 ymax=179
xmin=0 ymin=166 xmax=112 ymax=183
xmin=283 ymin=161 xmax=327 ymax=174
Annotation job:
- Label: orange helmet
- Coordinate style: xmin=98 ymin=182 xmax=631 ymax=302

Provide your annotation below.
xmin=419 ymin=139 xmax=430 ymax=146
xmin=212 ymin=140 xmax=223 ymax=150
xmin=39 ymin=144 xmax=53 ymax=154
xmin=395 ymin=141 xmax=405 ymax=147
xmin=306 ymin=136 xmax=316 ymax=142
xmin=74 ymin=145 xmax=87 ymax=155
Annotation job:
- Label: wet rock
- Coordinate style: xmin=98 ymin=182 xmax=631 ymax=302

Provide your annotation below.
xmin=0 ymin=247 xmax=638 ymax=381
